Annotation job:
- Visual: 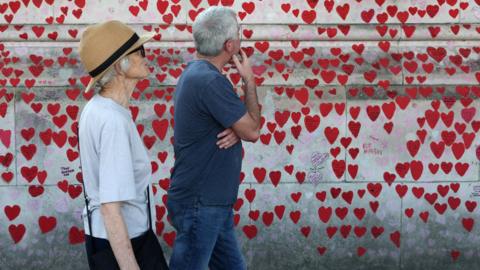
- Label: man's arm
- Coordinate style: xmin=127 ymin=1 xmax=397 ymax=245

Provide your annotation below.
xmin=230 ymin=49 xmax=261 ymax=142
xmin=101 ymin=202 xmax=140 ymax=270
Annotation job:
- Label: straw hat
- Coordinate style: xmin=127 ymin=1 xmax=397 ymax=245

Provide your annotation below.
xmin=79 ymin=20 xmax=155 ymax=93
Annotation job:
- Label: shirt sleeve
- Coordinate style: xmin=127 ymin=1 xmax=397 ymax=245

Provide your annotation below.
xmin=98 ymin=116 xmax=136 ymax=203
xmin=200 ymin=76 xmax=247 ymax=128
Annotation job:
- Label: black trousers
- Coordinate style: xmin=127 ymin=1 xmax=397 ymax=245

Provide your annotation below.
xmin=84 ymin=232 xmax=148 ymax=270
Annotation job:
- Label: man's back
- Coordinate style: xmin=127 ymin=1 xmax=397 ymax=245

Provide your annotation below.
xmin=168 ymin=60 xmax=247 ymax=205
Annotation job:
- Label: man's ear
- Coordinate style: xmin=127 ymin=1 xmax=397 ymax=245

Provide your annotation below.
xmin=224 ymin=39 xmax=234 ymax=54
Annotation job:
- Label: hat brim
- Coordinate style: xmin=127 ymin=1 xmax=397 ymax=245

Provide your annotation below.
xmin=84 ymin=32 xmax=156 ymax=93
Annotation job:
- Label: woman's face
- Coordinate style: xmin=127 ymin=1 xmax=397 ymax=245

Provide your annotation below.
xmin=125 ymin=47 xmax=149 ymax=79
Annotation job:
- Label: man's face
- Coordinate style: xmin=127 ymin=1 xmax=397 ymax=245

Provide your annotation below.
xmin=232 ymin=27 xmax=241 ymax=55
xmin=224 ymin=27 xmax=241 ymax=56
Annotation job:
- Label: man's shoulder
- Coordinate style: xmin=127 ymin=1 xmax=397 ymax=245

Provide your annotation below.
xmin=182 ymin=60 xmax=226 ymax=84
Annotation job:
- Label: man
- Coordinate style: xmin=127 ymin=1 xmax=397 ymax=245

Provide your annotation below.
xmin=166 ymin=6 xmax=261 ymax=270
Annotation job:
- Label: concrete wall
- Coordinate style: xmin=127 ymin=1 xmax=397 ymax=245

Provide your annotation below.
xmin=1 ymin=0 xmax=480 ymax=269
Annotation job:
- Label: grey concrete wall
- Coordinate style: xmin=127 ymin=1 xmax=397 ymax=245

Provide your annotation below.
xmin=1 ymin=0 xmax=480 ymax=269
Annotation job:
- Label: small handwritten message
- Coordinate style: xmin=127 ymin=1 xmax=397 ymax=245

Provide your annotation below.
xmin=61 ymin=166 xmax=74 ymax=177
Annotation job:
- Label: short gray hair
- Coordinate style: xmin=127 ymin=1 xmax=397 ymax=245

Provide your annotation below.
xmin=96 ymin=57 xmax=130 ymax=89
xmin=192 ymin=7 xmax=238 ymax=56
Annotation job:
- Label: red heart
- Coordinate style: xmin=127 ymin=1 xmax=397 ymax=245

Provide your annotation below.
xmin=336 ymin=3 xmax=350 ymax=20
xmin=241 ymin=2 xmax=255 ymax=14
xmin=9 ymin=224 xmax=26 ymax=244
xmin=297 ymin=117 xmax=314 ymax=134
xmin=273 ymin=131 xmax=286 ymax=144
xmin=290 ymin=192 xmax=301 ymax=203
xmin=52 ymin=114 xmax=67 ymax=128
xmin=252 ymin=167 xmax=266 ymax=183
xmin=2 ymin=172 xmax=14 ymax=183
xmin=335 ymin=207 xmax=348 ymax=220
xmin=269 ymin=171 xmax=281 ymax=186
xmin=427 ymin=46 xmax=447 ymax=62
xmin=451 ymin=142 xmax=465 ymax=160
xmin=163 ymin=231 xmax=176 ymax=247
xmin=324 ymin=126 xmax=339 ymax=144
xmin=326 ymin=226 xmax=337 ymax=238
xmin=46 ymin=103 xmax=60 ymax=115
xmin=390 ymin=231 xmax=401 ymax=248
xmin=348 ymin=121 xmax=361 ymax=137
xmin=461 ymin=107 xmax=476 ymax=123
xmin=39 ymin=216 xmax=57 ymax=233
xmin=440 ymin=161 xmax=453 ymax=174
xmin=244 ymin=188 xmax=256 ymax=203
xmin=67 ymin=149 xmax=79 ymax=162
xmin=366 ymin=105 xmax=380 ymax=121
xmin=465 ymin=201 xmax=477 ymax=212
xmin=448 ymin=196 xmax=461 ymax=210
xmin=395 ymin=96 xmax=410 ymax=110
xmin=152 ymin=119 xmax=169 ymax=140
xmin=425 ymin=109 xmax=440 ymax=128
xmin=429 ymin=141 xmax=445 ymax=158
xmin=301 ymin=10 xmax=316 ymax=24
xmin=410 ymin=160 xmax=423 ymax=180
xmin=242 ymin=225 xmax=257 ymax=239
xmin=332 ymin=159 xmax=346 ymax=179
xmin=295 ymin=171 xmax=305 ymax=183
xmin=4 ymin=205 xmax=20 ymax=221
xmin=68 ymin=226 xmax=85 ymax=244
xmin=248 ymin=210 xmax=259 ymax=221
xmin=274 ymin=205 xmax=285 ymax=219
xmin=348 ymin=164 xmax=358 ymax=179
xmin=57 ymin=180 xmax=68 ymax=193
xmin=129 ymin=5 xmax=140 ymax=16
xmin=28 ymin=185 xmax=43 ymax=197
xmin=289 ymin=210 xmax=301 ymax=224
xmin=318 ymin=206 xmax=332 ymax=223
xmin=419 ymin=211 xmax=429 ymax=223
xmin=66 ymin=105 xmax=79 ymax=120
xmin=72 ymin=8 xmax=82 ymax=19
xmin=74 ymin=0 xmax=85 ymax=8
xmin=0 ymin=128 xmax=11 ymax=147
xmin=455 ymin=162 xmax=468 ymax=176
xmin=21 ymin=165 xmax=38 ymax=183
xmin=262 ymin=211 xmax=274 ymax=226
xmin=68 ymin=185 xmax=82 ymax=199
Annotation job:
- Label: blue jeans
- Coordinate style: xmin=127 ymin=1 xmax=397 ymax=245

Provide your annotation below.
xmin=167 ymin=199 xmax=246 ymax=270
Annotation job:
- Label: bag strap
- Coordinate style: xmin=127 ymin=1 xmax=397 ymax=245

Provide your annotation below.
xmin=77 ymin=132 xmax=96 ymax=254
xmin=146 ymin=186 xmax=152 ymax=230
xmin=77 ymin=134 xmax=93 ymax=235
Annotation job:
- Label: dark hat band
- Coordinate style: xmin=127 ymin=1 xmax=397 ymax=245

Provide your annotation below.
xmin=88 ymin=33 xmax=139 ymax=77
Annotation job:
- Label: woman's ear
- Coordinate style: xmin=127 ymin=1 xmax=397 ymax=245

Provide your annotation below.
xmin=113 ymin=61 xmax=124 ymax=76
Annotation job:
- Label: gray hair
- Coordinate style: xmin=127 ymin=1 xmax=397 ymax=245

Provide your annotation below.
xmin=192 ymin=6 xmax=238 ymax=56
xmin=96 ymin=57 xmax=131 ymax=89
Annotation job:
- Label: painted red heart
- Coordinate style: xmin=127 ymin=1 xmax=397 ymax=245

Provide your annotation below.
xmin=4 ymin=205 xmax=20 ymax=221
xmin=68 ymin=226 xmax=84 ymax=244
xmin=9 ymin=224 xmax=26 ymax=244
xmin=242 ymin=225 xmax=257 ymax=239
xmin=39 ymin=216 xmax=57 ymax=233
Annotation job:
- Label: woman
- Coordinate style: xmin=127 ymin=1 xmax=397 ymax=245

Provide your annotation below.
xmin=77 ymin=21 xmax=167 ymax=270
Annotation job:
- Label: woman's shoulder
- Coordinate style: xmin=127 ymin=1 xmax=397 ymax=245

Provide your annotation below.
xmin=81 ymin=96 xmax=130 ymax=129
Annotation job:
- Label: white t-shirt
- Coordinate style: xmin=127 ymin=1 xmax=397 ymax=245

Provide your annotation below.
xmin=79 ymin=94 xmax=151 ymax=239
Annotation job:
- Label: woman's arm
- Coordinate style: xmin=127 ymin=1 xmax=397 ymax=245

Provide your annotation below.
xmin=101 ymin=202 xmax=140 ymax=270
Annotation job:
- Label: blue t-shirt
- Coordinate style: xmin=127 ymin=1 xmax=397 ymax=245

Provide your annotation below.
xmin=168 ymin=60 xmax=247 ymax=205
